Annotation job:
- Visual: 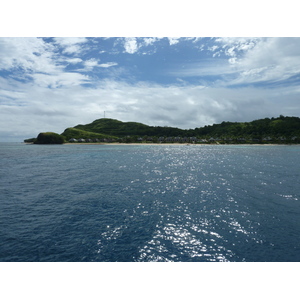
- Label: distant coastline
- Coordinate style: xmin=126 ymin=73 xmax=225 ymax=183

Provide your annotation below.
xmin=44 ymin=142 xmax=299 ymax=146
xmin=25 ymin=116 xmax=300 ymax=145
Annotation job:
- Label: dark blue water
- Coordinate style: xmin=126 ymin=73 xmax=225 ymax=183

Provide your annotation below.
xmin=0 ymin=143 xmax=299 ymax=262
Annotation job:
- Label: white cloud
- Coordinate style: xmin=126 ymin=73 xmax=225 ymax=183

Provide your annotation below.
xmin=214 ymin=37 xmax=300 ymax=85
xmin=31 ymin=72 xmax=90 ymax=88
xmin=99 ymin=62 xmax=118 ymax=68
xmin=53 ymin=37 xmax=88 ymax=54
xmin=167 ymin=59 xmax=236 ymax=78
xmin=1 ymin=77 xmax=298 ymax=141
xmin=192 ymin=38 xmax=203 ymax=43
xmin=123 ymin=37 xmax=139 ymax=54
xmin=62 ymin=45 xmax=82 ymax=54
xmin=1 ymin=37 xmax=300 ymax=142
xmin=83 ymin=58 xmax=100 ymax=71
xmin=142 ymin=37 xmax=159 ymax=46
xmin=169 ymin=37 xmax=300 ymax=86
xmin=168 ymin=37 xmax=180 ymax=45
xmin=208 ymin=45 xmax=219 ymax=52
xmin=53 ymin=37 xmax=88 ymax=46
xmin=65 ymin=58 xmax=83 ymax=64
xmin=0 ymin=37 xmax=93 ymax=88
xmin=0 ymin=37 xmax=58 ymax=73
xmin=80 ymin=59 xmax=118 ymax=71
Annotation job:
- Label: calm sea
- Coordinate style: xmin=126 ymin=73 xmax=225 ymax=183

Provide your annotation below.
xmin=0 ymin=142 xmax=299 ymax=262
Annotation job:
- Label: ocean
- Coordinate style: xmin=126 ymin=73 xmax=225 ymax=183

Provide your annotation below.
xmin=0 ymin=142 xmax=299 ymax=262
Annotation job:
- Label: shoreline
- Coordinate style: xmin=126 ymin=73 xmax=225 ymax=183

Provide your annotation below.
xmin=62 ymin=142 xmax=299 ymax=146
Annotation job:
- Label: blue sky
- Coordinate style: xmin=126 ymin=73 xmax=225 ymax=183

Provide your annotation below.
xmin=1 ymin=36 xmax=300 ymax=141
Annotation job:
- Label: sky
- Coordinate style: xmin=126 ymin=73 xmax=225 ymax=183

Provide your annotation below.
xmin=1 ymin=0 xmax=300 ymax=142
xmin=1 ymin=36 xmax=300 ymax=141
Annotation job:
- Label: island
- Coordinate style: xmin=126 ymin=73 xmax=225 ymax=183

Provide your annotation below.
xmin=25 ymin=115 xmax=300 ymax=145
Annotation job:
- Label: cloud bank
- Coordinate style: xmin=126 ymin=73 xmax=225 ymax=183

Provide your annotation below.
xmin=1 ymin=37 xmax=300 ymax=141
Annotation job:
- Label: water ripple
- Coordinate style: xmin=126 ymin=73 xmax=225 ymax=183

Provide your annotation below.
xmin=1 ymin=144 xmax=300 ymax=261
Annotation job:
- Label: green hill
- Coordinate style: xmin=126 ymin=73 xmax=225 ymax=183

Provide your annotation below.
xmin=61 ymin=127 xmax=117 ymax=141
xmin=73 ymin=118 xmax=186 ymax=137
xmin=25 ymin=115 xmax=300 ymax=144
xmin=66 ymin=116 xmax=300 ymax=143
xmin=194 ymin=115 xmax=300 ymax=142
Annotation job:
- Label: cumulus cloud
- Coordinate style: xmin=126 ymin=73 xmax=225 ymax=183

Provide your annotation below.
xmin=142 ymin=37 xmax=160 ymax=46
xmin=0 ymin=37 xmax=58 ymax=74
xmin=0 ymin=38 xmax=93 ymax=89
xmin=168 ymin=37 xmax=180 ymax=45
xmin=123 ymin=37 xmax=139 ymax=54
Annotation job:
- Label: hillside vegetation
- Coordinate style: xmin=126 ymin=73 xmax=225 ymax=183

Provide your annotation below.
xmin=34 ymin=132 xmax=65 ymax=144
xmin=193 ymin=115 xmax=300 ymax=142
xmin=61 ymin=127 xmax=117 ymax=141
xmin=25 ymin=115 xmax=300 ymax=144
xmin=66 ymin=115 xmax=300 ymax=143
xmin=74 ymin=118 xmax=186 ymax=137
